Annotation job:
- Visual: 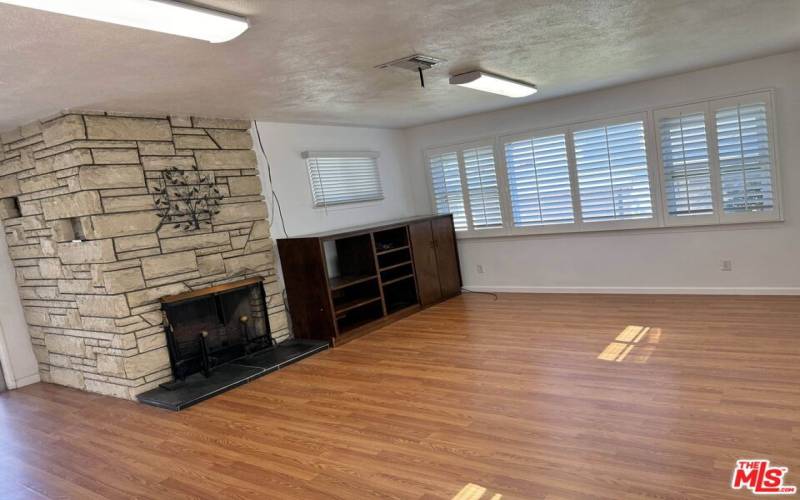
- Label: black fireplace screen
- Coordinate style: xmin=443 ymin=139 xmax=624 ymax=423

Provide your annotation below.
xmin=161 ymin=280 xmax=272 ymax=380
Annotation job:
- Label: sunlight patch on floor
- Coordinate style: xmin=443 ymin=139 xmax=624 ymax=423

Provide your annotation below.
xmin=598 ymin=326 xmax=661 ymax=363
xmin=452 ymin=483 xmax=502 ymax=500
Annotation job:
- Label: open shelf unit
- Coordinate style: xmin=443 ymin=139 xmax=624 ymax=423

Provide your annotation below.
xmin=322 ymin=226 xmax=420 ymax=335
xmin=277 ymin=215 xmax=461 ymax=346
xmin=328 ymin=274 xmax=377 ymax=290
xmin=373 ymin=226 xmax=419 ymax=318
xmin=375 ymin=245 xmax=409 ymax=256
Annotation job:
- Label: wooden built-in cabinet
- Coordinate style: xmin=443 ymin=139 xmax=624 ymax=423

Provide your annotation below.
xmin=277 ymin=215 xmax=461 ymax=345
xmin=409 ymin=217 xmax=461 ymax=306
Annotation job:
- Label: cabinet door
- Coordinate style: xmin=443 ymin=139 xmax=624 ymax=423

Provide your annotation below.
xmin=277 ymin=238 xmax=337 ymax=342
xmin=432 ymin=216 xmax=462 ymax=299
xmin=408 ymin=221 xmax=442 ymax=306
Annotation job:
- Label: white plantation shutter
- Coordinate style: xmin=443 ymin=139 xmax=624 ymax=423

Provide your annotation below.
xmin=504 ymin=133 xmax=574 ymax=226
xmin=429 ymin=151 xmax=468 ymax=231
xmin=573 ymin=120 xmax=653 ymax=222
xmin=657 ymin=111 xmax=713 ymax=216
xmin=715 ymin=102 xmax=774 ymax=213
xmin=424 ymin=91 xmax=780 ymax=237
xmin=463 ymin=145 xmax=503 ymax=229
xmin=304 ymin=152 xmax=383 ymax=207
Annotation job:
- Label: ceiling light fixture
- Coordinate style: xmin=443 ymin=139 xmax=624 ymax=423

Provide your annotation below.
xmin=449 ymin=71 xmax=537 ymax=98
xmin=0 ymin=0 xmax=249 ymax=43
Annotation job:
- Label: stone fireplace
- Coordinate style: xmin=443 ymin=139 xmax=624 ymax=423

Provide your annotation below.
xmin=0 ymin=112 xmax=289 ymax=400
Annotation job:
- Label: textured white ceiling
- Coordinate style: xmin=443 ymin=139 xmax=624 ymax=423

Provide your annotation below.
xmin=1 ymin=0 xmax=799 ymax=130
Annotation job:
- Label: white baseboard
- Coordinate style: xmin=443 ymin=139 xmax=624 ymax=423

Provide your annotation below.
xmin=462 ymin=285 xmax=800 ymax=296
xmin=8 ymin=372 xmax=41 ymax=390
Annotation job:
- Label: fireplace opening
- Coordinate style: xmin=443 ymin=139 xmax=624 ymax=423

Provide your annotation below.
xmin=140 ymin=276 xmax=328 ymax=410
xmin=161 ymin=278 xmax=273 ymax=381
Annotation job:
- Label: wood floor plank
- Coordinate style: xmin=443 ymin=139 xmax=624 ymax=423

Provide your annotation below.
xmin=1 ymin=293 xmax=799 ymax=499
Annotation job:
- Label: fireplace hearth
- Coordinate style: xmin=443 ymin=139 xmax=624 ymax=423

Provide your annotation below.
xmin=137 ymin=277 xmax=328 ymax=410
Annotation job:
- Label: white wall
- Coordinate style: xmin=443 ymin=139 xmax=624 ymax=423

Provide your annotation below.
xmin=404 ymin=51 xmax=800 ymax=294
xmin=251 ymin=121 xmax=423 ymax=305
xmin=252 ymin=121 xmax=418 ymax=238
xmin=0 ymin=230 xmax=39 ymax=389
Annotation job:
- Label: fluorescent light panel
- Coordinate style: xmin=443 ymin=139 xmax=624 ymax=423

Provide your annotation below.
xmin=0 ymin=0 xmax=249 ymax=43
xmin=450 ymin=71 xmax=537 ymax=98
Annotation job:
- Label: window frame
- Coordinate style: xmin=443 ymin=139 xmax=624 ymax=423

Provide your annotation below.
xmin=569 ymin=112 xmax=661 ymax=232
xmin=653 ymin=102 xmax=721 ymax=227
xmin=425 ymin=139 xmax=509 ymax=237
xmin=427 ymin=149 xmax=468 ymax=231
xmin=303 ymin=150 xmax=383 ymax=209
xmin=707 ymin=91 xmax=782 ymax=225
xmin=499 ymin=125 xmax=578 ymax=234
xmin=496 ymin=113 xmax=660 ymax=236
xmin=425 ymin=89 xmax=782 ymax=239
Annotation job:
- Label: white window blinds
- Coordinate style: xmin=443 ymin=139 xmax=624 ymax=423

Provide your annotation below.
xmin=504 ymin=133 xmax=574 ymax=226
xmin=429 ymin=151 xmax=468 ymax=230
xmin=573 ymin=120 xmax=653 ymax=222
xmin=657 ymin=112 xmax=713 ymax=216
xmin=304 ymin=152 xmax=383 ymax=207
xmin=463 ymin=145 xmax=503 ymax=229
xmin=715 ymin=102 xmax=774 ymax=213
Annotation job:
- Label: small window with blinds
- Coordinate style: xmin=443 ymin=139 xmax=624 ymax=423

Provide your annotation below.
xmin=656 ymin=109 xmax=714 ymax=217
xmin=428 ymin=151 xmax=468 ymax=231
xmin=303 ymin=152 xmax=383 ymax=207
xmin=573 ymin=119 xmax=653 ymax=222
xmin=463 ymin=145 xmax=503 ymax=229
xmin=504 ymin=133 xmax=574 ymax=226
xmin=714 ymin=101 xmax=775 ymax=214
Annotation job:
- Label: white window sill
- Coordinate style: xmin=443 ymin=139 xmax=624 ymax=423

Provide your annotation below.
xmin=454 ymin=214 xmax=784 ymax=240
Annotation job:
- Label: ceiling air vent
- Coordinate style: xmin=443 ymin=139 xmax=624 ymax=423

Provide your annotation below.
xmin=376 ymin=54 xmax=444 ymax=87
xmin=375 ymin=54 xmax=444 ymax=72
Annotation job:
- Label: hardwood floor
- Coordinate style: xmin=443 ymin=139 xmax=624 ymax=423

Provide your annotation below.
xmin=1 ymin=293 xmax=799 ymax=499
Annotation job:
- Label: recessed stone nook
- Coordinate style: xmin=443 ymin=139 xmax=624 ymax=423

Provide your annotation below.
xmin=0 ymin=111 xmax=289 ymax=400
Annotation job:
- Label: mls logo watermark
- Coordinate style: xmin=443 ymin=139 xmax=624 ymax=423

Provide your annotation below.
xmin=732 ymin=460 xmax=797 ymax=495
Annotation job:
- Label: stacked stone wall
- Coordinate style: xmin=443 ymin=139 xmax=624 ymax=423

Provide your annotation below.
xmin=0 ymin=112 xmax=288 ymax=399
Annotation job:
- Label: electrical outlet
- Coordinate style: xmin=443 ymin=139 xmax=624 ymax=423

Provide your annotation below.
xmin=476 ymin=264 xmax=485 ymax=274
xmin=721 ymin=260 xmax=733 ymax=272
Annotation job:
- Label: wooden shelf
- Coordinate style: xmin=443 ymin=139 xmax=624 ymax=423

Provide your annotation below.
xmin=329 ymin=274 xmax=377 ymax=290
xmin=334 ymin=296 xmax=382 ymax=315
xmin=382 ymin=274 xmax=414 ymax=286
xmin=335 ymin=304 xmax=421 ymax=343
xmin=277 ymin=214 xmax=461 ymax=345
xmin=336 ymin=315 xmax=379 ymax=335
xmin=379 ymin=260 xmax=412 ymax=272
xmin=160 ymin=277 xmax=262 ymax=304
xmin=375 ymin=245 xmax=409 ymax=256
